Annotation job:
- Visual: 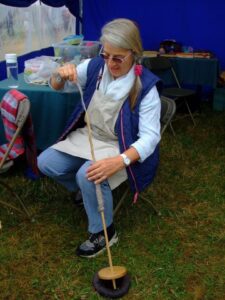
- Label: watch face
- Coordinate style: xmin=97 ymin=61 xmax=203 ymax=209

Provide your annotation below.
xmin=124 ymin=156 xmax=131 ymax=166
xmin=121 ymin=154 xmax=131 ymax=166
xmin=55 ymin=73 xmax=63 ymax=83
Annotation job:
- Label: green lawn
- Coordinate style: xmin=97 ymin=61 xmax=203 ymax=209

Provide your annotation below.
xmin=0 ymin=104 xmax=225 ymax=299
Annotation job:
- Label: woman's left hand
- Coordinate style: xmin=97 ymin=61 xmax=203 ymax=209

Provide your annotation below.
xmin=86 ymin=156 xmax=124 ymax=184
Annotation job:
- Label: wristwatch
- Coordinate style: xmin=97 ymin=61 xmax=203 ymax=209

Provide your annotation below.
xmin=53 ymin=72 xmax=64 ymax=83
xmin=120 ymin=153 xmax=131 ymax=166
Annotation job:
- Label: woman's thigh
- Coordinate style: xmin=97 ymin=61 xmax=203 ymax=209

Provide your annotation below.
xmin=38 ymin=148 xmax=86 ymax=176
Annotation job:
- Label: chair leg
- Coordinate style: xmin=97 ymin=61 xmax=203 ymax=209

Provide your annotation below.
xmin=113 ymin=187 xmax=130 ymax=216
xmin=0 ymin=127 xmax=22 ymax=170
xmin=169 ymin=122 xmax=176 ymax=136
xmin=113 ymin=186 xmax=161 ymax=217
xmin=139 ymin=194 xmax=161 ymax=216
xmin=0 ymin=180 xmax=33 ymax=220
xmin=185 ymin=100 xmax=196 ymax=126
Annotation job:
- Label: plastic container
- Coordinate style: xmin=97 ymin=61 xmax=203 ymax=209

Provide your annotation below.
xmin=5 ymin=53 xmax=19 ymax=88
xmin=52 ymin=41 xmax=101 ymax=64
xmin=80 ymin=40 xmax=101 ymax=59
xmin=63 ymin=34 xmax=84 ymax=45
xmin=52 ymin=42 xmax=81 ymax=63
xmin=24 ymin=56 xmax=60 ymax=85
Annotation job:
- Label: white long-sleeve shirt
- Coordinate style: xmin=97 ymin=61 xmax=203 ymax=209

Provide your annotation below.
xmin=54 ymin=59 xmax=161 ymax=162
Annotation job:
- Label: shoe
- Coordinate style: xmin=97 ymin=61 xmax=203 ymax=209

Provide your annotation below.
xmin=76 ymin=224 xmax=118 ymax=258
xmin=73 ymin=190 xmax=83 ymax=207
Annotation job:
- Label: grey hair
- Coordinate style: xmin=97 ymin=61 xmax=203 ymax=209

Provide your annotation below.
xmin=100 ymin=18 xmax=143 ymax=62
xmin=100 ymin=18 xmax=143 ymax=109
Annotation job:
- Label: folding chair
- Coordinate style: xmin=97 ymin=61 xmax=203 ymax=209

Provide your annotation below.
xmin=160 ymin=95 xmax=177 ymax=136
xmin=143 ymin=56 xmax=196 ymax=133
xmin=113 ymin=95 xmax=176 ymax=216
xmin=0 ymin=89 xmax=34 ymax=220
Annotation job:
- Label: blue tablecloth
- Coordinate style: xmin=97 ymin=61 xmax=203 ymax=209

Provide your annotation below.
xmin=170 ymin=57 xmax=219 ymax=88
xmin=143 ymin=56 xmax=219 ymax=88
xmin=0 ymin=73 xmax=80 ymax=150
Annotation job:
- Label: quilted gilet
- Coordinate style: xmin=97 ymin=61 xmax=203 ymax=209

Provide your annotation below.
xmin=59 ymin=57 xmax=161 ymax=194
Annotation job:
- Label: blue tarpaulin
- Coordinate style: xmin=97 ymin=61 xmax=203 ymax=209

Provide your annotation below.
xmin=82 ymin=0 xmax=225 ymax=70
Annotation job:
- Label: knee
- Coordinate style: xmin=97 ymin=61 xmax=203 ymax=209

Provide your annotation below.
xmin=37 ymin=152 xmax=47 ymax=174
xmin=76 ymin=161 xmax=92 ymax=189
xmin=37 ymin=148 xmax=56 ymax=176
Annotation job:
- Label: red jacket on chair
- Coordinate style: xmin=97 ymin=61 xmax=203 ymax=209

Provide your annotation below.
xmin=0 ymin=89 xmax=39 ymax=176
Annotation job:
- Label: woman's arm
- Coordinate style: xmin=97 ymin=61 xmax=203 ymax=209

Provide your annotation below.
xmin=131 ymin=85 xmax=161 ymax=162
xmin=86 ymin=85 xmax=161 ymax=184
xmin=50 ymin=63 xmax=77 ymax=90
xmin=49 ymin=59 xmax=91 ymax=91
xmin=86 ymin=147 xmax=140 ymax=184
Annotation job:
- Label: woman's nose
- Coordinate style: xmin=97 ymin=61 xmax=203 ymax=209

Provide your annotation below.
xmin=107 ymin=57 xmax=117 ymax=66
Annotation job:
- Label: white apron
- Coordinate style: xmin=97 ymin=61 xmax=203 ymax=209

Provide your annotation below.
xmin=52 ymin=89 xmax=128 ymax=190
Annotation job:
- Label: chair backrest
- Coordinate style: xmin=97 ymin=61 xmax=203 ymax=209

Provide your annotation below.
xmin=160 ymin=95 xmax=176 ymax=135
xmin=143 ymin=56 xmax=181 ymax=88
xmin=16 ymin=98 xmax=30 ymax=127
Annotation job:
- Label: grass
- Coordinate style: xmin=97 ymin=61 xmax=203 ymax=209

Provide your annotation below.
xmin=0 ymin=103 xmax=225 ymax=299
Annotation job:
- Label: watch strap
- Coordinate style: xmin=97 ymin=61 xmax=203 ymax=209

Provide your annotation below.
xmin=120 ymin=153 xmax=131 ymax=166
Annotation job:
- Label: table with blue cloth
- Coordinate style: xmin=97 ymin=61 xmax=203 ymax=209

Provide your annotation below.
xmin=170 ymin=57 xmax=219 ymax=88
xmin=0 ymin=73 xmax=80 ymax=150
xmin=143 ymin=56 xmax=219 ymax=111
xmin=143 ymin=56 xmax=219 ymax=88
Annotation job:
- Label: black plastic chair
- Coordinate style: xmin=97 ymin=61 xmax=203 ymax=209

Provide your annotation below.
xmin=143 ymin=56 xmax=196 ymax=131
xmin=113 ymin=95 xmax=176 ymax=216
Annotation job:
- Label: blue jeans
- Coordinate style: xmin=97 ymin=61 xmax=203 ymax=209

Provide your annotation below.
xmin=37 ymin=148 xmax=113 ymax=233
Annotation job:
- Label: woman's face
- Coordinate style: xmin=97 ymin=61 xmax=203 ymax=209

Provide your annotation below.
xmin=101 ymin=42 xmax=134 ymax=78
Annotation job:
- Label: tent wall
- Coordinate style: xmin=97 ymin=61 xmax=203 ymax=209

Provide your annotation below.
xmin=0 ymin=0 xmax=82 ymax=80
xmin=82 ymin=0 xmax=225 ymax=69
xmin=0 ymin=0 xmax=81 ymax=18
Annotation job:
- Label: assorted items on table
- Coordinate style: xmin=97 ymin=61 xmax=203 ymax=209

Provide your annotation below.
xmin=23 ymin=35 xmax=101 ymax=85
xmin=143 ymin=39 xmax=214 ymax=59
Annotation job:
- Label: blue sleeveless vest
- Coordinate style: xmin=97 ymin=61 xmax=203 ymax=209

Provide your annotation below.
xmin=59 ymin=57 xmax=161 ymax=194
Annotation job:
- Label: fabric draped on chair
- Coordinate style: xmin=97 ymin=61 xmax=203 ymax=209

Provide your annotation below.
xmin=0 ymin=89 xmax=39 ymax=176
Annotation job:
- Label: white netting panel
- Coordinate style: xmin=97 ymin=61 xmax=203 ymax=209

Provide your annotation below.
xmin=0 ymin=3 xmax=76 ymax=61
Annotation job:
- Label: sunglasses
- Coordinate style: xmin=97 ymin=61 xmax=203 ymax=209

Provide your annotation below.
xmin=99 ymin=51 xmax=132 ymax=64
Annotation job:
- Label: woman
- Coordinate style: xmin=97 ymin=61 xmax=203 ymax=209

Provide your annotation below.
xmin=38 ymin=18 xmax=161 ymax=258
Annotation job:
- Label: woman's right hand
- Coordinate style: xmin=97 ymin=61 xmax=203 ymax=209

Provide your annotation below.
xmin=51 ymin=63 xmax=77 ymax=89
xmin=57 ymin=63 xmax=77 ymax=82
